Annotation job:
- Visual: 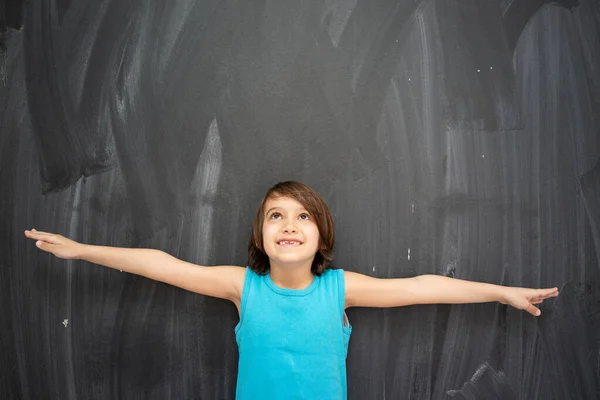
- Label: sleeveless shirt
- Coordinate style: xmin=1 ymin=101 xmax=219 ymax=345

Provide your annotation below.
xmin=234 ymin=267 xmax=352 ymax=399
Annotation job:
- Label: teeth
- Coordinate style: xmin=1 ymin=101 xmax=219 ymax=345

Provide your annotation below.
xmin=279 ymin=241 xmax=300 ymax=245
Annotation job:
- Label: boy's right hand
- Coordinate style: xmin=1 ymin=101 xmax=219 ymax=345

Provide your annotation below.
xmin=24 ymin=229 xmax=85 ymax=260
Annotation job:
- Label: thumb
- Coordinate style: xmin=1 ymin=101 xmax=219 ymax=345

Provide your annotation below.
xmin=524 ymin=303 xmax=541 ymax=317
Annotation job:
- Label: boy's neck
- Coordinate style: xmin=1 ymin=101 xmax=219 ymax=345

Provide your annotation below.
xmin=269 ymin=262 xmax=314 ymax=290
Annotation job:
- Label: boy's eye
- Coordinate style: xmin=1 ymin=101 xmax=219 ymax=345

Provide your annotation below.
xmin=268 ymin=212 xmax=310 ymax=220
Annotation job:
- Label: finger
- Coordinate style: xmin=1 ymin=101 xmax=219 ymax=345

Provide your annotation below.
xmin=542 ymin=287 xmax=559 ymax=296
xmin=24 ymin=231 xmax=42 ymax=239
xmin=537 ymin=290 xmax=558 ymax=300
xmin=541 ymin=292 xmax=557 ymax=300
xmin=26 ymin=232 xmax=60 ymax=244
xmin=25 ymin=231 xmax=45 ymax=240
xmin=528 ymin=288 xmax=558 ymax=300
xmin=26 ymin=229 xmax=53 ymax=236
xmin=25 ymin=229 xmax=56 ymax=236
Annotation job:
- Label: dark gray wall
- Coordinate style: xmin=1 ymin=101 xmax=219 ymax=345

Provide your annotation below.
xmin=1 ymin=0 xmax=599 ymax=398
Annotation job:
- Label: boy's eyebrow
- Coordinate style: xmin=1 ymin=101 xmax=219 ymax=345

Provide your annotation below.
xmin=265 ymin=207 xmax=279 ymax=215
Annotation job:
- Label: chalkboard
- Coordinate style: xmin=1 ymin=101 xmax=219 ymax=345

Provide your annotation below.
xmin=1 ymin=0 xmax=599 ymax=398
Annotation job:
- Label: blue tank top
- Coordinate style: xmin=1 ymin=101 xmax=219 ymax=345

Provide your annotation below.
xmin=234 ymin=267 xmax=352 ymax=399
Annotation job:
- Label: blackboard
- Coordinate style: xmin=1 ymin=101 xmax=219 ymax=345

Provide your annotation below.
xmin=1 ymin=1 xmax=599 ymax=398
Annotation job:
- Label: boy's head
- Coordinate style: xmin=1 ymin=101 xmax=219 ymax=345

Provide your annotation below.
xmin=248 ymin=181 xmax=335 ymax=276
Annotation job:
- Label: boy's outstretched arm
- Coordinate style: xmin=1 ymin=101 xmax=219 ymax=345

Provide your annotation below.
xmin=344 ymin=271 xmax=559 ymax=316
xmin=24 ymin=229 xmax=246 ymax=309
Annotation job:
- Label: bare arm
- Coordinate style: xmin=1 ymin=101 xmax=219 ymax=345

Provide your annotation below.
xmin=345 ymin=271 xmax=559 ymax=316
xmin=24 ymin=229 xmax=246 ymax=308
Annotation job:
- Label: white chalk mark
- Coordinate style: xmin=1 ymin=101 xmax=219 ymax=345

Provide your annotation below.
xmin=158 ymin=0 xmax=197 ymax=76
xmin=411 ymin=203 xmax=415 ymax=213
xmin=477 ymin=69 xmax=481 ymax=73
xmin=68 ymin=0 xmax=111 ymax=107
xmin=407 ymin=247 xmax=411 ymax=260
xmin=1 ymin=52 xmax=7 ymax=87
xmin=482 ymin=154 xmax=485 ymax=158
xmin=189 ymin=118 xmax=222 ymax=265
xmin=321 ymin=0 xmax=358 ymax=47
xmin=471 ymin=363 xmax=487 ymax=380
xmin=490 ymin=66 xmax=493 ymax=70
xmin=372 ymin=266 xmax=376 ymax=272
xmin=63 ymin=319 xmax=69 ymax=328
xmin=446 ymin=363 xmax=495 ymax=396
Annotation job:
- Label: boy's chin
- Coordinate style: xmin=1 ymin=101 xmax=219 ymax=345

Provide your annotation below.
xmin=269 ymin=255 xmax=315 ymax=267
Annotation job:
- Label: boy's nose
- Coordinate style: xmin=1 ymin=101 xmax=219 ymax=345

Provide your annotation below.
xmin=283 ymin=222 xmax=297 ymax=233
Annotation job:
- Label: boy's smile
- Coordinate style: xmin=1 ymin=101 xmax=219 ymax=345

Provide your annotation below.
xmin=262 ymin=196 xmax=320 ymax=268
xmin=277 ymin=239 xmax=303 ymax=246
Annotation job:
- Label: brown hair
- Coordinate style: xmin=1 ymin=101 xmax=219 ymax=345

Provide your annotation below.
xmin=247 ymin=181 xmax=335 ymax=276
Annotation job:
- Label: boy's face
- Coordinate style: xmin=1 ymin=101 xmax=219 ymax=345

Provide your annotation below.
xmin=262 ymin=196 xmax=321 ymax=269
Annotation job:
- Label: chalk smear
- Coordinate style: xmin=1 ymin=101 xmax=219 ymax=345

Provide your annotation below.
xmin=321 ymin=0 xmax=358 ymax=47
xmin=187 ymin=118 xmax=222 ymax=265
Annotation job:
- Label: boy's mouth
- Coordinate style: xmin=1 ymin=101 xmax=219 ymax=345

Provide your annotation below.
xmin=276 ymin=240 xmax=303 ymax=246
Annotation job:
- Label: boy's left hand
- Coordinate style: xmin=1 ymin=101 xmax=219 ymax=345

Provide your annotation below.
xmin=500 ymin=287 xmax=559 ymax=316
